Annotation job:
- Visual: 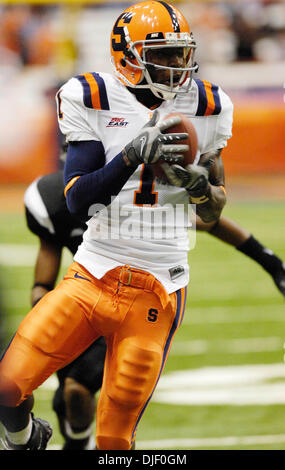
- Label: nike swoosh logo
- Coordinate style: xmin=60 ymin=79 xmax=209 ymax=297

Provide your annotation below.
xmin=74 ymin=272 xmax=91 ymax=282
xmin=140 ymin=135 xmax=147 ymax=156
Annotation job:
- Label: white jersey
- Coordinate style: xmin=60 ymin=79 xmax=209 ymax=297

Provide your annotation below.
xmin=57 ymin=72 xmax=233 ymax=293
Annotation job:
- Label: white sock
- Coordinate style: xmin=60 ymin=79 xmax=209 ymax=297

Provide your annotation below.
xmin=5 ymin=414 xmax=33 ymax=446
xmin=85 ymin=435 xmax=96 ymax=450
xmin=64 ymin=420 xmax=93 ymax=441
xmin=64 ymin=420 xmax=95 ymax=449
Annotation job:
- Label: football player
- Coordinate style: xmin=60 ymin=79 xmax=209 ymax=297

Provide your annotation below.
xmin=0 ymin=1 xmax=245 ymax=450
xmin=21 ymin=167 xmax=284 ymax=453
xmin=24 ymin=171 xmax=107 ymax=450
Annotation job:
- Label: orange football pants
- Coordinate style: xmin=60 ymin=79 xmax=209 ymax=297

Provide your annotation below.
xmin=0 ymin=262 xmax=187 ymax=450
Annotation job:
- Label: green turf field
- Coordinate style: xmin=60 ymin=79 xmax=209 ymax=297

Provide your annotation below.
xmin=0 ymin=202 xmax=285 ymax=450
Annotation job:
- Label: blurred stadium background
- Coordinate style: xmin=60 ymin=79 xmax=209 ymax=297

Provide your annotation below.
xmin=0 ymin=0 xmax=284 ymax=450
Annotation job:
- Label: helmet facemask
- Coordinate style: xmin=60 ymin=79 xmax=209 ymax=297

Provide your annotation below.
xmin=118 ymin=28 xmax=198 ymax=100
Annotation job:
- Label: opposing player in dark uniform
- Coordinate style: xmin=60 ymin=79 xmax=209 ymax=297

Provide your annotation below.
xmin=24 ymin=170 xmax=106 ymax=450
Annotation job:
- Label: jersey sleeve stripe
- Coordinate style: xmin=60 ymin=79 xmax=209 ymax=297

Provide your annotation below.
xmin=84 ymin=72 xmax=101 ymax=109
xmin=76 ymin=74 xmax=93 ymax=109
xmin=76 ymin=73 xmax=110 ymax=110
xmin=210 ymin=83 xmax=222 ymax=115
xmin=195 ymin=79 xmax=207 ymax=116
xmin=64 ymin=176 xmax=81 ymax=197
xmin=91 ymin=72 xmax=110 ymax=110
xmin=202 ymin=80 xmax=216 ymax=116
xmin=195 ymin=79 xmax=222 ymax=116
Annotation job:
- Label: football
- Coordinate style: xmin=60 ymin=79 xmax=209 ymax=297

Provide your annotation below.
xmin=152 ymin=112 xmax=198 ymax=180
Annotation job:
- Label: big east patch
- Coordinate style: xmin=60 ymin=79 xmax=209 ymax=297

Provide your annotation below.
xmin=107 ymin=117 xmax=129 ymax=127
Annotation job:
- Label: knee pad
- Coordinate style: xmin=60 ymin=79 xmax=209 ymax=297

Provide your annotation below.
xmin=107 ymin=339 xmax=161 ymax=409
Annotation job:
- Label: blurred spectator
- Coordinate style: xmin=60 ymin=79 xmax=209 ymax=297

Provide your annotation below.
xmin=182 ymin=0 xmax=285 ymax=63
xmin=0 ymin=2 xmax=284 ymax=185
xmin=0 ymin=5 xmax=56 ymax=67
xmin=231 ymin=0 xmax=285 ymax=62
xmin=181 ymin=2 xmax=238 ymax=64
xmin=1 ymin=1 xmax=284 ymax=74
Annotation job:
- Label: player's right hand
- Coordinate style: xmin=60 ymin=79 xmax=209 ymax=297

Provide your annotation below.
xmin=161 ymin=162 xmax=210 ymax=198
xmin=122 ymin=110 xmax=189 ymax=167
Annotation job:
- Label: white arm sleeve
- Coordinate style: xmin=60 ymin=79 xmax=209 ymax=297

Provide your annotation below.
xmin=214 ymin=88 xmax=234 ymax=150
xmin=199 ymin=88 xmax=234 ymax=155
xmin=57 ymin=77 xmax=100 ymax=142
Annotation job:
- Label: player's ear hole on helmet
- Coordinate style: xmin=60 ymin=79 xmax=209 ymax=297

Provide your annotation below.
xmin=124 ymin=47 xmax=135 ymax=60
xmin=120 ymin=47 xmax=136 ymax=67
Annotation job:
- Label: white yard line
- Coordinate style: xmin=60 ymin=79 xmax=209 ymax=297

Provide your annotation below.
xmin=171 ymin=336 xmax=284 ymax=356
xmin=47 ymin=433 xmax=285 ymax=450
xmin=0 ymin=244 xmax=72 ymax=267
xmin=183 ymin=305 xmax=285 ymax=325
xmin=1 ymin=245 xmax=284 ymax=324
xmin=40 ymin=363 xmax=285 ymax=406
xmin=137 ymin=433 xmax=285 ymax=449
xmin=5 ymin=300 xmax=285 ymax=325
xmin=0 ymin=245 xmax=37 ymax=266
xmin=24 ymin=337 xmax=283 ymax=369
xmin=153 ymin=363 xmax=285 ymax=405
xmin=2 ymin=290 xmax=285 ymax=327
xmin=38 ymin=363 xmax=285 ymax=450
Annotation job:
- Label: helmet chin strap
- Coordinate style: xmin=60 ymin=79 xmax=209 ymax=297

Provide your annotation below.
xmin=129 ymin=80 xmax=177 ymax=101
xmin=150 ymin=83 xmax=178 ymax=100
xmin=142 ymin=67 xmax=179 ymax=100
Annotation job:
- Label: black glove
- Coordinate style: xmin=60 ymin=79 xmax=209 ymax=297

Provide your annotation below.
xmin=122 ymin=110 xmax=189 ymax=167
xmin=161 ymin=162 xmax=210 ymax=203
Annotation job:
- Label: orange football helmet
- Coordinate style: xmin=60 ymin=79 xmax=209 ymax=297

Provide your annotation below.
xmin=110 ymin=1 xmax=198 ymax=100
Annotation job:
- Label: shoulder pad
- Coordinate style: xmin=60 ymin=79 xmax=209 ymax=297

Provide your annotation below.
xmin=75 ymin=72 xmax=110 ymax=110
xmin=194 ymin=79 xmax=222 ymax=116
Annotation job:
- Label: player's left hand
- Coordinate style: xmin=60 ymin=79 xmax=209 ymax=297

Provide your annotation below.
xmin=161 ymin=162 xmax=210 ymax=198
xmin=122 ymin=110 xmax=189 ymax=167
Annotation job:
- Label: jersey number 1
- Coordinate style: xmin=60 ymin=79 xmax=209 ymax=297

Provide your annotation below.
xmin=134 ymin=165 xmax=157 ymax=206
xmin=56 ymin=91 xmax=63 ymax=120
